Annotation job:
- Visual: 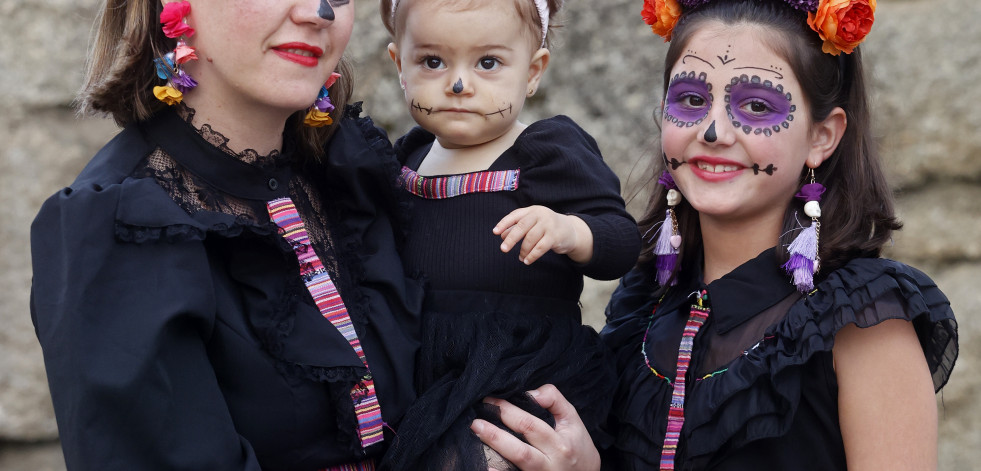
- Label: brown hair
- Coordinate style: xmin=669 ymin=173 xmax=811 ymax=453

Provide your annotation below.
xmin=76 ymin=0 xmax=353 ymax=160
xmin=638 ymin=0 xmax=901 ymax=286
xmin=380 ymin=0 xmax=563 ymax=49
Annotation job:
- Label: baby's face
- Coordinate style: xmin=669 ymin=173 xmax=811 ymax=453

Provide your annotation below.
xmin=390 ymin=0 xmax=544 ymax=148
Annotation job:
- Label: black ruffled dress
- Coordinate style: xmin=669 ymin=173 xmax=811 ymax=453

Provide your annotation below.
xmin=602 ymin=248 xmax=957 ymax=470
xmin=30 ymin=105 xmax=423 ymax=470
xmin=381 ymin=117 xmax=641 ymax=471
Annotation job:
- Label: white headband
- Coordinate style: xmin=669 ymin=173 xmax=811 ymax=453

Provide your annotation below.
xmin=391 ymin=0 xmax=550 ymax=48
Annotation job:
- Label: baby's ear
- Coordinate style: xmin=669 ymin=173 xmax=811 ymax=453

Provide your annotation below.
xmin=527 ymin=48 xmax=550 ymax=93
xmin=387 ymin=42 xmax=402 ymax=73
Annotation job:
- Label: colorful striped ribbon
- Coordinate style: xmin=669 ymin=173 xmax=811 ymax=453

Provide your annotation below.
xmin=267 ymin=197 xmax=384 ymax=449
xmin=659 ymin=290 xmax=710 ymax=470
xmin=399 ymin=166 xmax=519 ymax=199
xmin=322 ymin=459 xmax=376 ymax=471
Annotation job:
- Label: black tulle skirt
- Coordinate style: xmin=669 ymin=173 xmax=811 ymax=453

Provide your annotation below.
xmin=380 ymin=290 xmax=615 ymax=471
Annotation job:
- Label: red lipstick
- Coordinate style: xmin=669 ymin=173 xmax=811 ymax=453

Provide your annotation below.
xmin=688 ymin=156 xmax=746 ymax=182
xmin=271 ymin=42 xmax=323 ymax=67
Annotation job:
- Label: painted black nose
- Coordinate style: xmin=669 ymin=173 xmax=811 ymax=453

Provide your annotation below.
xmin=319 ymin=0 xmax=334 ymax=21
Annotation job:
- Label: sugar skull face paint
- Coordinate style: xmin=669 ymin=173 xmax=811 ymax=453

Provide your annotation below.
xmin=664 ymin=71 xmax=713 ymax=128
xmin=704 ymin=120 xmax=717 ymax=142
xmin=725 ymin=74 xmax=796 ymax=137
xmin=659 ymin=23 xmax=820 ymax=226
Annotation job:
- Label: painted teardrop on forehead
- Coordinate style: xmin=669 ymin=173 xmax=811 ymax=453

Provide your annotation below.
xmin=319 ymin=0 xmax=334 ymax=21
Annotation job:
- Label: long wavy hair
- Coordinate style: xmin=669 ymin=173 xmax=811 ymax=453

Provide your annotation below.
xmin=638 ymin=0 xmax=901 ymax=289
xmin=75 ymin=0 xmax=353 ymax=160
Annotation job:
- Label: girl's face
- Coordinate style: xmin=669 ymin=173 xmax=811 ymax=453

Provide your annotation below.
xmin=388 ymin=0 xmax=548 ymax=148
xmin=661 ymin=22 xmax=834 ymax=228
xmin=179 ymin=0 xmax=353 ymax=121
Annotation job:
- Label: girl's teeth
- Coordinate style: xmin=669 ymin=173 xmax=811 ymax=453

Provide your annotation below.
xmin=697 ymin=163 xmax=739 ymax=173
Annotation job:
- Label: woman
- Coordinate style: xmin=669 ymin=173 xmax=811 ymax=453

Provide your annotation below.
xmin=30 ymin=0 xmax=422 ymax=469
xmin=472 ymin=1 xmax=958 ymax=470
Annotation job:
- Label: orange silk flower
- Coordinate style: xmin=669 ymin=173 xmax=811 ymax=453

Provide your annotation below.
xmin=807 ymin=0 xmax=876 ymax=55
xmin=642 ymin=0 xmax=682 ymax=41
xmin=304 ymin=109 xmax=334 ymax=128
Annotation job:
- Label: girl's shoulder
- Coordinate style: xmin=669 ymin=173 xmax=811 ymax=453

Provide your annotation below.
xmin=797 ymin=257 xmax=958 ymax=386
xmin=678 ymin=257 xmax=956 ymax=458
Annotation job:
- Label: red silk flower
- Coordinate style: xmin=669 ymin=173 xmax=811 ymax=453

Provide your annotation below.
xmin=161 ymin=1 xmax=195 ymax=39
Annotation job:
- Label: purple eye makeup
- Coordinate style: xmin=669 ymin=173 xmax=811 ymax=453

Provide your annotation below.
xmin=724 ymin=74 xmax=796 ymax=137
xmin=664 ymin=71 xmax=713 ymax=128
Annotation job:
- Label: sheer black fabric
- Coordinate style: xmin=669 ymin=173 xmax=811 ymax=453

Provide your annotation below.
xmin=601 ymin=248 xmax=957 ymax=470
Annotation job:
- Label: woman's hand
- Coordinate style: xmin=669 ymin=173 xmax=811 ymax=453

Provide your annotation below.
xmin=470 ymin=384 xmax=601 ymax=471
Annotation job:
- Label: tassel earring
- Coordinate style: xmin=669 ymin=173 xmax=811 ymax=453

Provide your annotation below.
xmin=153 ymin=1 xmax=198 ymax=105
xmin=782 ymin=168 xmax=825 ymax=293
xmin=654 ymin=171 xmax=682 ymax=287
xmin=304 ymin=72 xmax=342 ymax=127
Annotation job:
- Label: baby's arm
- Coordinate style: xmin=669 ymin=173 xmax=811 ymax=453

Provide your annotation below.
xmin=493 ymin=116 xmax=640 ymax=278
xmin=494 ymin=206 xmax=593 ymax=265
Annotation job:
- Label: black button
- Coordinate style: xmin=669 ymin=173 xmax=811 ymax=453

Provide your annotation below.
xmin=267 ymin=178 xmax=279 ymax=191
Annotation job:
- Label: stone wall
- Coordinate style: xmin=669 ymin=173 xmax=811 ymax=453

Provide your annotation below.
xmin=1 ymin=0 xmax=977 ymax=468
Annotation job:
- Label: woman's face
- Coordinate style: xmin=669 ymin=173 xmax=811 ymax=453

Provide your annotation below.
xmin=179 ymin=0 xmax=353 ymax=120
xmin=661 ymin=22 xmax=826 ymax=227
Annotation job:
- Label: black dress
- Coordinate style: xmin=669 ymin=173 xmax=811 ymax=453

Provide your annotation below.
xmin=380 ymin=116 xmax=641 ymax=471
xmin=602 ymin=248 xmax=958 ymax=470
xmin=30 ymin=105 xmax=423 ymax=470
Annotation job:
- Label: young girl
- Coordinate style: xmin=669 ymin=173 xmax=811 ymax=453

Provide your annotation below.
xmin=472 ymin=1 xmax=959 ymax=470
xmin=378 ymin=0 xmax=641 ymax=470
xmin=30 ymin=0 xmax=423 ymax=469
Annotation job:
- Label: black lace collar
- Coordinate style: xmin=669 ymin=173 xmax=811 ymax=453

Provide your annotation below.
xmin=140 ymin=108 xmax=295 ymax=201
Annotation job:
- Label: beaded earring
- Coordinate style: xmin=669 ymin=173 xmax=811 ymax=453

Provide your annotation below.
xmin=782 ymin=168 xmax=825 ymax=293
xmin=654 ymin=170 xmax=682 ymax=287
xmin=304 ymin=72 xmax=342 ymax=127
xmin=153 ymin=1 xmax=198 ymax=105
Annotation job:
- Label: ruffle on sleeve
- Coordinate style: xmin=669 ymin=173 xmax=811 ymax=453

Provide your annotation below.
xmin=682 ymin=257 xmax=958 ymax=457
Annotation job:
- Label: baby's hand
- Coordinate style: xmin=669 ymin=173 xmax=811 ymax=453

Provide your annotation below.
xmin=493 ymin=206 xmax=593 ymax=265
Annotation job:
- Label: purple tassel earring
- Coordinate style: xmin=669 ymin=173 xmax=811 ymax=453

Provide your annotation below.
xmin=782 ymin=168 xmax=825 ymax=293
xmin=654 ymin=171 xmax=682 ymax=286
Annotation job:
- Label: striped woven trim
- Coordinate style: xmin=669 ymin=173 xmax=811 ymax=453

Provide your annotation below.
xmin=267 ymin=197 xmax=384 ymax=449
xmin=659 ymin=290 xmax=710 ymax=470
xmin=321 ymin=459 xmax=376 ymax=471
xmin=399 ymin=166 xmax=519 ymax=199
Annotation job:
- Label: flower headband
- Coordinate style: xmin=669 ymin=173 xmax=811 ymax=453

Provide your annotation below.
xmin=391 ymin=0 xmax=551 ymax=48
xmin=641 ymin=0 xmax=876 ymax=55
